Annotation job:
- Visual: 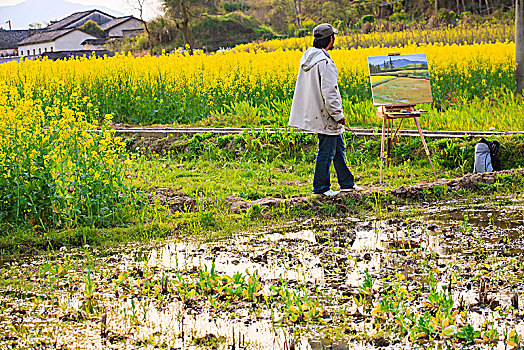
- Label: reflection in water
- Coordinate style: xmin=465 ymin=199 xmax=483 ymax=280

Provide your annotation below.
xmin=425 ymin=227 xmax=451 ymax=257
xmin=141 ymin=302 xmax=289 ymax=349
xmin=426 ymin=199 xmax=524 ymax=230
xmin=148 ymin=230 xmax=324 ymax=284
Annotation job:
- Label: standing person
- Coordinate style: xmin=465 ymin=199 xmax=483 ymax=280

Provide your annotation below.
xmin=289 ymin=23 xmax=363 ymax=197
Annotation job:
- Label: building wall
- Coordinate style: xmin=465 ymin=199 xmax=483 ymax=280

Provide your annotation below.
xmin=68 ymin=12 xmax=114 ymax=29
xmin=55 ymin=30 xmax=97 ymax=51
xmin=0 ymin=48 xmax=17 ymax=57
xmin=107 ymin=19 xmax=144 ymax=38
xmin=19 ymin=41 xmax=56 ymax=57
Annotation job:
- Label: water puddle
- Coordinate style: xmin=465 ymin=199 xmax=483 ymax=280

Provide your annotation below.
xmin=149 ymin=229 xmax=324 ymax=284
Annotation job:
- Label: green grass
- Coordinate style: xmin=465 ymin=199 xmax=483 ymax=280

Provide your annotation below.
xmin=129 ymin=157 xmax=312 ymax=199
xmin=2 ymin=132 xmax=524 ymax=256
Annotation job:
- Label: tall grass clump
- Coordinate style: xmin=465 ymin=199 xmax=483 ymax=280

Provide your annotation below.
xmin=0 ymin=83 xmax=132 ymax=232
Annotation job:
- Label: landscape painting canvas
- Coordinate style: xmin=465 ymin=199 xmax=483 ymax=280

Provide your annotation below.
xmin=368 ymin=54 xmax=433 ymax=106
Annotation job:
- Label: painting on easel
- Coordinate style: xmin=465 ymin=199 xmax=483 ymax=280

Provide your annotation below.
xmin=368 ymin=54 xmax=433 ymax=106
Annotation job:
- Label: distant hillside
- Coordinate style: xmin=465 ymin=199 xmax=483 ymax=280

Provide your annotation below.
xmin=194 ymin=12 xmax=276 ymax=51
xmin=0 ymin=0 xmax=122 ymax=29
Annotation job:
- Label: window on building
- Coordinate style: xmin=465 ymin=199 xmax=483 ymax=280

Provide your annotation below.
xmin=33 ymin=49 xmax=35 ymax=55
xmin=44 ymin=48 xmax=47 ymax=52
xmin=39 ymin=48 xmax=41 ymax=54
xmin=50 ymin=47 xmax=53 ymax=52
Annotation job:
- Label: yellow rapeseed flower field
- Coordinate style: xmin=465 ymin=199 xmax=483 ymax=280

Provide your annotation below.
xmin=0 ymin=41 xmax=515 ymax=127
xmin=235 ymin=24 xmax=514 ymax=52
xmin=0 ymin=81 xmax=128 ymax=230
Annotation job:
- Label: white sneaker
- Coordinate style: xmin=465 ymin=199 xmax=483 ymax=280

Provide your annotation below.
xmin=341 ymin=185 xmax=363 ymax=192
xmin=314 ymin=189 xmax=340 ymax=197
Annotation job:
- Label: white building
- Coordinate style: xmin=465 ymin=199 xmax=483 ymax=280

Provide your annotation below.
xmin=16 ymin=9 xmax=144 ymax=57
xmin=101 ymin=16 xmax=144 ymax=38
xmin=18 ymin=29 xmax=96 ymax=57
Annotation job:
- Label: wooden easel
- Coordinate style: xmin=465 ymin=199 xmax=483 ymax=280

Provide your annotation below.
xmin=377 ymin=103 xmax=437 ymax=183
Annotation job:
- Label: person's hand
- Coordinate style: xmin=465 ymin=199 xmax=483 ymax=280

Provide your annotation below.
xmin=337 ymin=118 xmax=346 ymax=125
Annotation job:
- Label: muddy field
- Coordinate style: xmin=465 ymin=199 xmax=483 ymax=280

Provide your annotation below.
xmin=1 ymin=194 xmax=524 ymax=349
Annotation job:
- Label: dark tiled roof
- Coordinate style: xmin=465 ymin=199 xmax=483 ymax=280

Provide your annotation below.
xmin=45 ymin=9 xmax=116 ymax=31
xmin=18 ymin=28 xmax=84 ymax=45
xmin=101 ymin=16 xmax=137 ymax=31
xmin=45 ymin=10 xmax=94 ymax=31
xmin=0 ymin=30 xmax=32 ymax=49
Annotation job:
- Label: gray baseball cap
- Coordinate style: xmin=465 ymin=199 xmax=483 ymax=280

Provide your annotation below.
xmin=313 ymin=23 xmax=338 ymax=39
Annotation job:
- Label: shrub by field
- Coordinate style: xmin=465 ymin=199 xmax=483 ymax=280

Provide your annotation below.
xmin=0 ymin=84 xmax=132 ymax=232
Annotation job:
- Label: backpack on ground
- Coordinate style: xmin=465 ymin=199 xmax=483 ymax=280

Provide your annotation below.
xmin=473 ymin=138 xmax=500 ymax=173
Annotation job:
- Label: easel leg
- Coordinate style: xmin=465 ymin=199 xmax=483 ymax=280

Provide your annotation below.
xmin=415 ymin=117 xmax=438 ymax=181
xmin=380 ymin=115 xmax=386 ymax=184
xmin=387 ymin=119 xmax=392 ymax=167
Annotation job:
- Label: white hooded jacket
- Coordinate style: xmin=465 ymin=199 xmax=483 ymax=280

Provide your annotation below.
xmin=289 ymin=47 xmax=345 ymax=135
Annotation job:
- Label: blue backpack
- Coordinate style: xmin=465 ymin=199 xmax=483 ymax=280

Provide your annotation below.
xmin=473 ymin=138 xmax=500 ymax=173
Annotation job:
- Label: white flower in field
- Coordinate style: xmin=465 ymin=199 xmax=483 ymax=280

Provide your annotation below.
xmin=60 ymin=246 xmax=67 ymax=252
xmin=84 ymin=244 xmax=91 ymax=249
xmin=489 ymin=127 xmax=495 ymax=131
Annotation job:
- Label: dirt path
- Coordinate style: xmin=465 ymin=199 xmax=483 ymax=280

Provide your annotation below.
xmin=149 ymin=169 xmax=524 ymax=214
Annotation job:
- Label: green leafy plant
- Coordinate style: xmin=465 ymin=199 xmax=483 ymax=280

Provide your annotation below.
xmin=457 ymin=324 xmax=481 ymax=344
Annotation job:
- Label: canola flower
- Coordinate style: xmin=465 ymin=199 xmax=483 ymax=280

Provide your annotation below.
xmin=0 ymin=82 xmax=130 ymax=231
xmin=234 ymin=23 xmax=515 ymax=52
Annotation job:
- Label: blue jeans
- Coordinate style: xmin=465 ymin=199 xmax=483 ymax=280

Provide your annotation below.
xmin=313 ymin=134 xmax=355 ymax=194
